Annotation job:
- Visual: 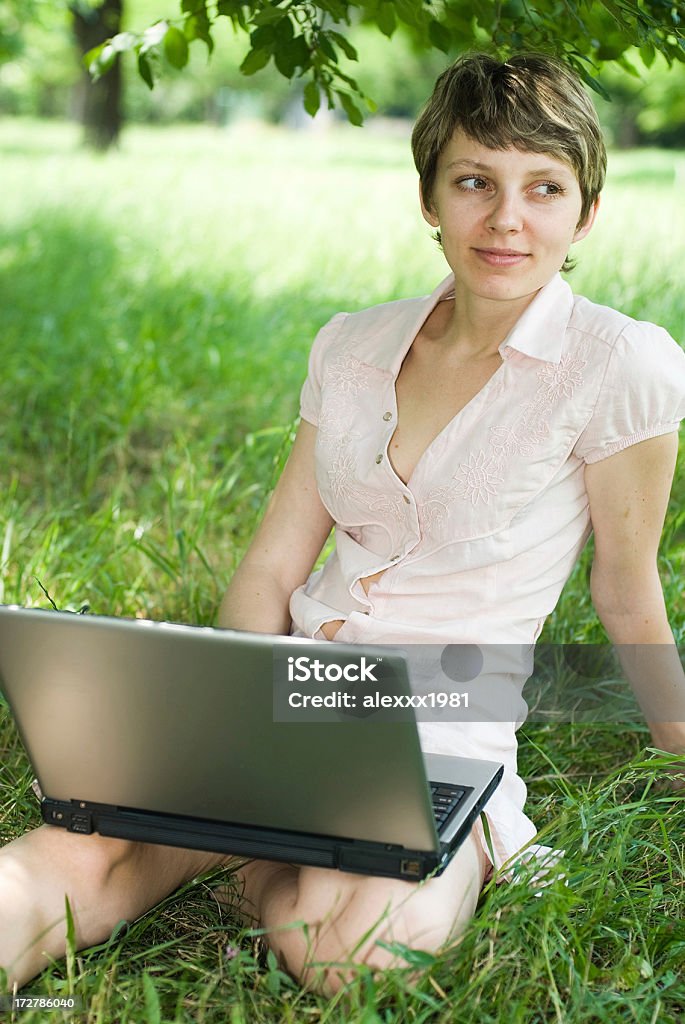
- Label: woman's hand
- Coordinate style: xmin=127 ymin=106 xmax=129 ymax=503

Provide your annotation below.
xmin=319 ymin=619 xmax=345 ymax=641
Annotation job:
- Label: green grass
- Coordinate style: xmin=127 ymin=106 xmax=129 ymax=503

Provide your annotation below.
xmin=0 ymin=120 xmax=683 ymax=1022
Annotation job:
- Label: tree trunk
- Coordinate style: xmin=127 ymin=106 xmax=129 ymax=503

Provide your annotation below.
xmin=72 ymin=0 xmax=123 ymax=151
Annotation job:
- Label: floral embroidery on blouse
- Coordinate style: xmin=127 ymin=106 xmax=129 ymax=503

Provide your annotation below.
xmin=488 ymin=350 xmax=588 ymax=470
xmin=325 ymin=353 xmax=373 ymax=395
xmin=416 ymin=347 xmax=589 ymax=515
xmin=318 ymin=401 xmax=362 ymax=448
xmin=489 ymin=424 xmax=539 ymax=459
xmin=318 ymin=354 xmax=410 ymax=525
xmin=452 ymin=450 xmax=503 ymax=506
xmin=418 ymin=484 xmax=458 ymax=533
xmin=327 ymin=451 xmax=358 ymax=500
xmin=366 ymin=493 xmax=407 ymax=523
xmin=536 ymin=353 xmax=586 ymax=401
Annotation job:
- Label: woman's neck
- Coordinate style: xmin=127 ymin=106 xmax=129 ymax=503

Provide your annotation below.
xmin=442 ymin=283 xmax=541 ymax=359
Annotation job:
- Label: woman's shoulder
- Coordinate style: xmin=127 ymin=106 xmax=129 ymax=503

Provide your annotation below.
xmin=569 ymin=290 xmax=684 ymax=465
xmin=308 ymin=286 xmax=442 ymax=372
xmin=568 ymin=290 xmax=682 ymax=361
xmin=332 ymin=291 xmax=433 ymax=340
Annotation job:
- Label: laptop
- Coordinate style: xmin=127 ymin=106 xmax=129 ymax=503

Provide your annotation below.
xmin=0 ymin=605 xmax=502 ymax=881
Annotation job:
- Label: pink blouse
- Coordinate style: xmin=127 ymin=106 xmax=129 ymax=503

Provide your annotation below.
xmin=289 ymin=271 xmax=685 ymax=881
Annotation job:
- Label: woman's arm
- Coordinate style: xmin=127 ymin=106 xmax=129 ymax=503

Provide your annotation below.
xmin=585 ymin=431 xmax=685 ymax=770
xmin=218 ymin=419 xmax=334 ymax=635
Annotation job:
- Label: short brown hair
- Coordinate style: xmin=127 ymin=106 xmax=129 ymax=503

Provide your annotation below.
xmin=412 ymin=52 xmax=606 ymax=238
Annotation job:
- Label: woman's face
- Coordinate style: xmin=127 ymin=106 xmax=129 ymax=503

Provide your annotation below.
xmin=421 ymin=129 xmax=599 ymax=306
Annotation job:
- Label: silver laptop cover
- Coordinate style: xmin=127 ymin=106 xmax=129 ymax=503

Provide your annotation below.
xmin=0 ymin=607 xmax=446 ymax=850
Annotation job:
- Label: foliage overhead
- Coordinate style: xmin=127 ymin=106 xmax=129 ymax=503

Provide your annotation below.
xmin=82 ymin=0 xmax=685 ymax=124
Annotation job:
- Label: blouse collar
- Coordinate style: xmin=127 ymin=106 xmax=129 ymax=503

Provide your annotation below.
xmin=348 ymin=271 xmax=574 ymax=373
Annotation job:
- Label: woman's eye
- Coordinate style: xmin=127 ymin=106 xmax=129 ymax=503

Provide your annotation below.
xmin=532 ymin=181 xmax=564 ymax=196
xmin=457 ymin=176 xmax=490 ymax=191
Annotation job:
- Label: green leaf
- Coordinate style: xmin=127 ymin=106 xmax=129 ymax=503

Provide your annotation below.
xmin=253 ymin=5 xmax=288 ymax=25
xmin=64 ymin=896 xmax=76 ymax=989
xmin=375 ymin=939 xmax=437 ymax=968
xmin=393 ymin=0 xmax=422 ymax=28
xmin=638 ymin=43 xmax=656 ymax=68
xmin=138 ymin=52 xmax=154 ymax=89
xmin=86 ymin=41 xmax=116 ymax=78
xmin=479 ymin=810 xmax=496 ymax=867
xmin=428 ymin=19 xmax=451 ymax=53
xmin=596 ymin=42 xmax=626 ymax=60
xmin=338 ymin=91 xmax=363 ymax=126
xmin=84 ymin=42 xmax=105 ymax=71
xmin=250 ymin=24 xmax=276 ymax=51
xmin=217 ymin=0 xmax=246 ymax=26
xmin=317 ymin=33 xmax=338 ymax=63
xmin=319 ymin=0 xmax=349 ymax=20
xmin=274 ymin=34 xmax=310 ymax=78
xmin=576 ymin=66 xmax=611 ymax=101
xmin=328 ymin=30 xmax=358 ymax=61
xmin=239 ymin=47 xmax=271 ymax=74
xmin=377 ymin=2 xmax=397 ymax=37
xmin=617 ymin=53 xmax=640 ymax=77
xmin=470 ymin=0 xmax=496 ymax=29
xmin=275 ymin=15 xmax=294 ymax=43
xmin=319 ymin=0 xmax=349 ymax=19
xmin=303 ymin=79 xmax=321 ymax=116
xmin=142 ymin=973 xmax=162 ymax=1024
xmin=328 ymin=66 xmax=358 ymax=89
xmin=164 ymin=26 xmax=189 ymax=68
xmin=274 ymin=41 xmax=296 ymax=77
xmin=183 ymin=3 xmax=214 ymax=52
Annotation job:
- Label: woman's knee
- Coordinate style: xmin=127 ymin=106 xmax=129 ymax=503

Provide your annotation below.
xmin=4 ymin=826 xmax=139 ymax=889
xmin=274 ymin=834 xmax=485 ymax=994
xmin=64 ymin=827 xmax=140 ymax=872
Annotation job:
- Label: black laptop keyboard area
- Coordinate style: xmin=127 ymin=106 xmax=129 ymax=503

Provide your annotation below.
xmin=429 ymin=782 xmax=470 ymax=833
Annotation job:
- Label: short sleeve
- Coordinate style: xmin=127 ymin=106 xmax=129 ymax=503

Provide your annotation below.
xmin=298 ymin=311 xmax=348 ymax=426
xmin=573 ymin=321 xmax=685 ymax=464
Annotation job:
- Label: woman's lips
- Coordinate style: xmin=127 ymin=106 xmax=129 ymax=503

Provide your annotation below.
xmin=474 ymin=248 xmax=530 ymax=266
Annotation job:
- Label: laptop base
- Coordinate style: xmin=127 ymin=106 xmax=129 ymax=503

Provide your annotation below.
xmin=42 ymin=796 xmax=457 ymax=881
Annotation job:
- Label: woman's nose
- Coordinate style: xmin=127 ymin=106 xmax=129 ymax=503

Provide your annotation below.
xmin=486 ymin=190 xmax=523 ymax=233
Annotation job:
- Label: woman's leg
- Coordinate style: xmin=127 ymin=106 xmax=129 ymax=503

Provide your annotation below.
xmin=234 ymin=825 xmax=489 ymax=995
xmin=0 ymin=825 xmax=232 ymax=989
xmin=2 ymin=822 xmax=488 ymax=996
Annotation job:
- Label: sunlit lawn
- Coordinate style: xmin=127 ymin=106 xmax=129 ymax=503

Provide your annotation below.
xmin=0 ymin=118 xmax=683 ymax=1022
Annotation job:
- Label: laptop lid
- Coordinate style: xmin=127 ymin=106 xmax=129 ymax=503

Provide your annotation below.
xmin=0 ymin=606 xmax=442 ymax=852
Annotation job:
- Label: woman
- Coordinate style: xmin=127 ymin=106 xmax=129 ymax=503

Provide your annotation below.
xmin=1 ymin=52 xmax=684 ymax=996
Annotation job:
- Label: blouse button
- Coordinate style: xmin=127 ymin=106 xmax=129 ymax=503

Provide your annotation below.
xmin=382 ymin=411 xmax=392 ymax=421
xmin=402 ymin=495 xmax=411 ymax=504
xmin=390 ymin=554 xmax=400 ymax=561
xmin=375 ymin=453 xmax=383 ymax=464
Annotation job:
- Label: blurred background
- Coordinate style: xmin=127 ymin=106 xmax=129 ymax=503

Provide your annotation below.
xmin=0 ymin=2 xmax=683 ymax=632
xmin=2 ymin=0 xmax=685 ymax=148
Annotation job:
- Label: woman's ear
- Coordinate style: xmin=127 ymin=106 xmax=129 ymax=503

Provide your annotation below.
xmin=573 ymin=194 xmax=601 ymax=243
xmin=419 ymin=180 xmax=440 ymax=228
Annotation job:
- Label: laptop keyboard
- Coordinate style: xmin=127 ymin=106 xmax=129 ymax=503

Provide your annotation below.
xmin=429 ymin=782 xmax=467 ymax=832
